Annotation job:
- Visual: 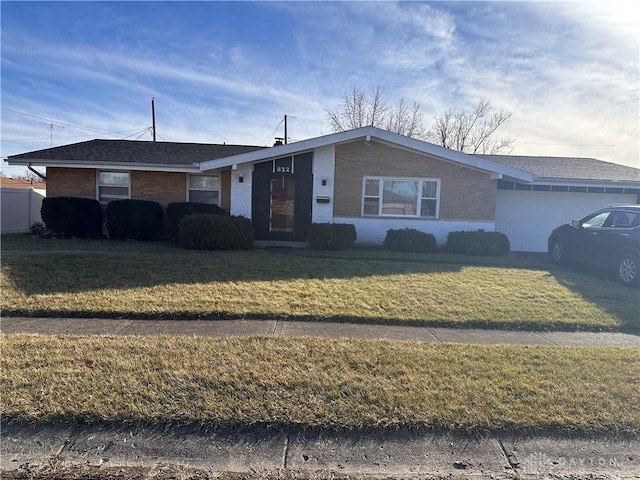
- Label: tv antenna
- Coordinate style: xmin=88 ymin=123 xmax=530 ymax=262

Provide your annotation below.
xmin=39 ymin=118 xmax=64 ymax=146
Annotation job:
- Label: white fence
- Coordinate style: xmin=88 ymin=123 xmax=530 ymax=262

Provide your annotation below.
xmin=1 ymin=187 xmax=46 ymax=234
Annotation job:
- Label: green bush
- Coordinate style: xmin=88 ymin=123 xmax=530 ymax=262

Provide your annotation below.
xmin=445 ymin=230 xmax=510 ymax=256
xmin=167 ymin=202 xmax=226 ymax=239
xmin=383 ymin=228 xmax=438 ymax=253
xmin=106 ymin=199 xmax=163 ymax=240
xmin=307 ymin=223 xmax=356 ymax=250
xmin=40 ymin=197 xmax=102 ymax=237
xmin=178 ymin=214 xmax=253 ymax=250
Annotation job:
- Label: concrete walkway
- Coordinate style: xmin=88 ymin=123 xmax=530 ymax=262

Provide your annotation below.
xmin=2 ymin=316 xmax=639 ymax=347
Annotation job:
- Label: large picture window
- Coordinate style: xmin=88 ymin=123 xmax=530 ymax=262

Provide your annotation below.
xmin=362 ymin=177 xmax=440 ymax=217
xmin=97 ymin=171 xmax=129 ymax=203
xmin=188 ymin=175 xmax=220 ymax=204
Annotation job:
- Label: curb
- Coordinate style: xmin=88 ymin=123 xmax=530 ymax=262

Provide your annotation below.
xmin=2 ymin=422 xmax=639 ymax=478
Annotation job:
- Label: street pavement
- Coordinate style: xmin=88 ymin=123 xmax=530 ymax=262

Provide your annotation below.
xmin=2 ymin=316 xmax=639 ymax=479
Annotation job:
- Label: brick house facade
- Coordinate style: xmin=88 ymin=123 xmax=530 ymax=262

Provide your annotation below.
xmin=333 ymin=140 xmax=496 ymax=221
xmin=8 ymin=127 xmax=640 ymax=251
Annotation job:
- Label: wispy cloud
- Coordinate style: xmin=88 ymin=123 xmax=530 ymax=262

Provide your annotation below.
xmin=1 ymin=1 xmax=637 ymax=172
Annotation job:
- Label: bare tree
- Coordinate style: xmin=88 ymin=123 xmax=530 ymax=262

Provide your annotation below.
xmin=327 ymin=86 xmax=426 ymax=138
xmin=425 ymin=100 xmax=514 ymax=154
xmin=385 ymin=98 xmax=424 ymax=138
xmin=0 ymin=170 xmax=45 ymax=184
xmin=327 ymin=86 xmax=388 ymax=131
xmin=327 ymin=88 xmax=513 ymax=154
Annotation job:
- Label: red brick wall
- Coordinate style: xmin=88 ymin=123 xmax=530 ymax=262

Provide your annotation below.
xmin=333 ymin=141 xmax=497 ymax=220
xmin=46 ymin=167 xmax=96 ymax=198
xmin=46 ymin=168 xmax=230 ymax=214
xmin=131 ymin=171 xmax=186 ymax=208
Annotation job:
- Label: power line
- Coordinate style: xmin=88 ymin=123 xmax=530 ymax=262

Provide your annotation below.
xmin=1 ymin=107 xmax=147 ymax=139
xmin=515 ymin=141 xmax=639 ymax=147
xmin=1 ymin=129 xmax=152 ymax=143
xmin=155 ymin=100 xmax=210 ymax=142
xmin=288 ymin=115 xmax=325 ymax=125
xmin=259 ymin=118 xmax=284 ymax=146
xmin=133 ymin=128 xmax=153 ymax=141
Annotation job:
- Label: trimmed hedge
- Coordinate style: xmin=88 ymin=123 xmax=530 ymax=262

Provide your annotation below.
xmin=179 ymin=214 xmax=253 ymax=250
xmin=383 ymin=228 xmax=437 ymax=253
xmin=167 ymin=202 xmax=226 ymax=239
xmin=445 ymin=230 xmax=510 ymax=256
xmin=106 ymin=199 xmax=163 ymax=240
xmin=307 ymin=223 xmax=356 ymax=250
xmin=40 ymin=197 xmax=102 ymax=237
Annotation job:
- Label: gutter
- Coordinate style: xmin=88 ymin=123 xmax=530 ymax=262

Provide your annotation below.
xmin=6 ymin=159 xmax=202 ymax=174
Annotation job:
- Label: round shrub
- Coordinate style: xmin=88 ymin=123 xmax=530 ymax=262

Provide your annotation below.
xmin=383 ymin=228 xmax=437 ymax=253
xmin=445 ymin=230 xmax=510 ymax=256
xmin=179 ymin=214 xmax=253 ymax=250
xmin=106 ymin=199 xmax=163 ymax=240
xmin=167 ymin=202 xmax=227 ymax=239
xmin=307 ymin=223 xmax=356 ymax=250
xmin=41 ymin=197 xmax=103 ymax=237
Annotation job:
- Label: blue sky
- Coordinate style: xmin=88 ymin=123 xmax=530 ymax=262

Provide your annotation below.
xmin=1 ymin=1 xmax=638 ymax=177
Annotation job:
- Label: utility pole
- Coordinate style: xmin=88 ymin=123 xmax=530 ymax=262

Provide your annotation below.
xmin=284 ymin=114 xmax=288 ymax=145
xmin=151 ymin=98 xmax=157 ymax=142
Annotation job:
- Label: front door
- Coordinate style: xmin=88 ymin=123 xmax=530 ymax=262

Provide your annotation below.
xmin=252 ymin=152 xmax=313 ymax=242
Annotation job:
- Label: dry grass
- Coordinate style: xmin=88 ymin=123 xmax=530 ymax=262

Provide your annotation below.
xmin=2 ymin=334 xmax=639 ymax=435
xmin=1 ymin=234 xmax=638 ymax=331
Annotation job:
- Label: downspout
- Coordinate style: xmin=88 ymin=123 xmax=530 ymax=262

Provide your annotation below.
xmin=28 ymin=164 xmax=47 ymax=181
xmin=28 ymin=185 xmax=33 ymax=226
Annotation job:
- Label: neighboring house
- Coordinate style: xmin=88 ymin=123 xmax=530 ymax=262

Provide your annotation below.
xmin=6 ymin=126 xmax=640 ymax=251
xmin=0 ymin=177 xmax=47 ymax=233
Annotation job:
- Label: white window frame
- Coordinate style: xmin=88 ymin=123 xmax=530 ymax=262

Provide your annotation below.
xmin=187 ymin=174 xmax=220 ymax=205
xmin=361 ymin=176 xmax=440 ymax=218
xmin=96 ymin=170 xmax=130 ymax=204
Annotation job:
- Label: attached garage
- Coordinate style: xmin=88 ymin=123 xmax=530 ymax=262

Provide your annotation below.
xmin=485 ymin=155 xmax=640 ymax=252
xmin=495 ymin=189 xmax=637 ymax=252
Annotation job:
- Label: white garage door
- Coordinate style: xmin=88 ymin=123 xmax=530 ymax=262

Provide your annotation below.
xmin=495 ymin=190 xmax=637 ymax=252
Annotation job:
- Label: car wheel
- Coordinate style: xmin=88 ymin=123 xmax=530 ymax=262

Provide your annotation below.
xmin=617 ymin=253 xmax=639 ymax=286
xmin=550 ymin=238 xmax=567 ymax=265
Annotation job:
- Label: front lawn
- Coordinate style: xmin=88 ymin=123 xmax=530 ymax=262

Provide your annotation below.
xmin=1 ymin=234 xmax=637 ymax=331
xmin=3 ymin=334 xmax=639 ymax=435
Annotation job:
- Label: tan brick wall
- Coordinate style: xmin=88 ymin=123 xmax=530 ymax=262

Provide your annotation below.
xmin=131 ymin=171 xmax=186 ymax=208
xmin=46 ymin=167 xmax=96 ymax=198
xmin=333 ymin=141 xmax=496 ymax=220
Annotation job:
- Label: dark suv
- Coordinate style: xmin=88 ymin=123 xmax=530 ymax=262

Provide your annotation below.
xmin=548 ymin=204 xmax=640 ymax=286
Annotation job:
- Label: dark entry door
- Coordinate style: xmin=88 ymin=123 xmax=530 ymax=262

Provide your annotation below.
xmin=252 ymin=152 xmax=313 ymax=241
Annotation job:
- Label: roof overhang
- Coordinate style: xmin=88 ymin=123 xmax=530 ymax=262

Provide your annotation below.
xmin=532 ymin=177 xmax=640 ymax=189
xmin=5 ymin=158 xmax=202 ymax=174
xmin=199 ymin=126 xmax=536 ymax=183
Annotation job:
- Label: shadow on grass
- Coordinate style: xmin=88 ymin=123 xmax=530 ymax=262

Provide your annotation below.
xmin=2 ymin=236 xmax=638 ymax=333
xmin=545 ymin=263 xmax=639 ymax=334
xmin=2 ymin=240 xmax=469 ymax=295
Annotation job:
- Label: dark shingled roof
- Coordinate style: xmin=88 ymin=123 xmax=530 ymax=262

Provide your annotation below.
xmin=479 ymin=154 xmax=640 ymax=183
xmin=7 ymin=139 xmax=267 ymax=165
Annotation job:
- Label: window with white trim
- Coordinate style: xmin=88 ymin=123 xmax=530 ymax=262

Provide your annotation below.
xmin=97 ymin=171 xmax=129 ymax=203
xmin=188 ymin=175 xmax=220 ymax=204
xmin=362 ymin=177 xmax=440 ymax=217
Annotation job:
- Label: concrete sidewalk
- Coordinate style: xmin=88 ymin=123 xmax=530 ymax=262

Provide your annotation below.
xmin=1 ymin=316 xmax=639 ymax=346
